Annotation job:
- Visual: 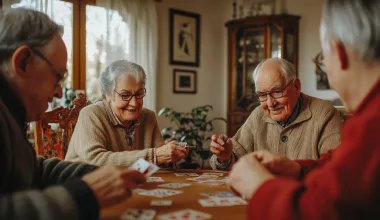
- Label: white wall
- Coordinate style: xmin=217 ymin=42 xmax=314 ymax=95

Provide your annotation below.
xmin=156 ymin=0 xmax=339 ymax=135
xmin=156 ymin=0 xmax=231 ymax=136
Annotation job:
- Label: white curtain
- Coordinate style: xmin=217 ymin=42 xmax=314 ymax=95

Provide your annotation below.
xmin=95 ymin=0 xmax=158 ymax=112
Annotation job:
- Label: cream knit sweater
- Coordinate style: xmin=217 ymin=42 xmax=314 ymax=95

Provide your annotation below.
xmin=210 ymin=94 xmax=343 ymax=170
xmin=65 ymin=100 xmax=164 ymax=166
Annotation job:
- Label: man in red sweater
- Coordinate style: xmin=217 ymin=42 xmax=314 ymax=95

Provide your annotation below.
xmin=228 ymin=0 xmax=380 ymax=219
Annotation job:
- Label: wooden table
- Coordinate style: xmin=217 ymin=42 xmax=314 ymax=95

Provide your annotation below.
xmin=101 ymin=170 xmax=246 ymax=220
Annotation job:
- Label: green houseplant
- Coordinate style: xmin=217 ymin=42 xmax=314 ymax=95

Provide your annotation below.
xmin=158 ymin=105 xmax=226 ymax=169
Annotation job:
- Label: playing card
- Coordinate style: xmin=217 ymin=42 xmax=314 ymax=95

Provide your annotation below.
xmin=158 ymin=183 xmax=191 ymax=189
xmin=158 ymin=209 xmax=212 ymax=220
xmin=201 ymin=172 xmax=224 ymax=177
xmin=187 ymin=175 xmax=219 ymax=181
xmin=199 ymin=191 xmax=235 ymax=198
xmin=130 ymin=158 xmax=150 ymax=174
xmin=121 ymin=208 xmax=156 ymax=220
xmin=174 ymin=173 xmax=199 ymax=177
xmin=211 ymin=197 xmax=248 ymax=206
xmin=197 ymin=179 xmax=227 ymax=185
xmin=145 ymin=163 xmax=160 ymax=177
xmin=138 ymin=189 xmax=183 ymax=198
xmin=147 ymin=177 xmax=165 ymax=182
xmin=198 ymin=198 xmax=221 ymax=207
xmin=176 ymin=142 xmax=188 ymax=147
xmin=132 ymin=188 xmax=147 ymax=194
xmin=150 ymin=200 xmax=172 ymax=206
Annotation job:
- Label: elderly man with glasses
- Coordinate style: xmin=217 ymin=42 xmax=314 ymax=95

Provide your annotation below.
xmin=210 ymin=58 xmax=343 ymax=170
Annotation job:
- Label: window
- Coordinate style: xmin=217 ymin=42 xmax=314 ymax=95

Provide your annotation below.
xmin=9 ymin=0 xmax=130 ymax=102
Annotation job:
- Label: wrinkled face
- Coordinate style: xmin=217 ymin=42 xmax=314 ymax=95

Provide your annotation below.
xmin=13 ymin=34 xmax=67 ymax=121
xmin=108 ymin=75 xmax=144 ymax=125
xmin=255 ymin=61 xmax=300 ymax=123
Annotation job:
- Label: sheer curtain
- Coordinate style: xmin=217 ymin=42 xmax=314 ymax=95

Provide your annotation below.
xmin=94 ymin=0 xmax=158 ymax=112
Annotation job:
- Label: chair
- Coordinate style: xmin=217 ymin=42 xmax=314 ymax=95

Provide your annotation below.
xmin=33 ymin=93 xmax=87 ymax=159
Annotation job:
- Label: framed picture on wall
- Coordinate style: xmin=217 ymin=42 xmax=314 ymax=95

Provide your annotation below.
xmin=173 ymin=69 xmax=197 ymax=94
xmin=169 ymin=8 xmax=200 ymax=67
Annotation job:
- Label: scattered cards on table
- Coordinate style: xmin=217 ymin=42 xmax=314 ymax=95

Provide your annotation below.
xmin=197 ymin=179 xmax=227 ymax=185
xmin=150 ymin=200 xmax=172 ymax=206
xmin=187 ymin=175 xmax=219 ymax=181
xmin=199 ymin=191 xmax=235 ymax=198
xmin=158 ymin=183 xmax=191 ymax=189
xmin=137 ymin=189 xmax=183 ymax=198
xmin=201 ymin=172 xmax=224 ymax=177
xmin=129 ymin=158 xmax=159 ymax=177
xmin=121 ymin=208 xmax=156 ymax=220
xmin=158 ymin=209 xmax=212 ymax=220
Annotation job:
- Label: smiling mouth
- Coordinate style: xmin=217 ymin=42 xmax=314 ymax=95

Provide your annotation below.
xmin=124 ymin=108 xmax=137 ymax=112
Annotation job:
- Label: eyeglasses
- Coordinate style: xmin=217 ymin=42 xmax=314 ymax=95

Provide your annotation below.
xmin=114 ymin=88 xmax=146 ymax=101
xmin=255 ymin=79 xmax=295 ymax=102
xmin=31 ymin=48 xmax=68 ymax=88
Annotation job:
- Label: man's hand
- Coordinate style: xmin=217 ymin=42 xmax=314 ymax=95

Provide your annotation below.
xmin=82 ymin=165 xmax=146 ymax=208
xmin=253 ymin=150 xmax=301 ymax=179
xmin=210 ymin=134 xmax=233 ymax=162
xmin=229 ymin=153 xmax=274 ymax=200
xmin=156 ymin=141 xmax=188 ymax=165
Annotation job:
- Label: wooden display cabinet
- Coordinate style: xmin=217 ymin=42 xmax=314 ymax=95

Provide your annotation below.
xmin=226 ymin=14 xmax=301 ymax=136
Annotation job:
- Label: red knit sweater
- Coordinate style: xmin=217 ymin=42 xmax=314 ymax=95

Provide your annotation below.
xmin=248 ymin=80 xmax=380 ymax=220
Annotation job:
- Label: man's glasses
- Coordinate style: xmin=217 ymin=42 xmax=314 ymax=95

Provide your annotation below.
xmin=255 ymin=79 xmax=295 ymax=102
xmin=31 ymin=48 xmax=68 ymax=88
xmin=114 ymin=88 xmax=146 ymax=101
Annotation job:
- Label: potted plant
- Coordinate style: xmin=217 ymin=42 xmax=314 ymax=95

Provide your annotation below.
xmin=158 ymin=105 xmax=226 ymax=169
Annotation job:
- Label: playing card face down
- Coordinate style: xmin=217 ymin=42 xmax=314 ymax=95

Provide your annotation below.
xmin=121 ymin=208 xmax=156 ymax=220
xmin=150 ymin=200 xmax=172 ymax=206
xmin=137 ymin=189 xmax=183 ymax=198
xmin=158 ymin=209 xmax=212 ymax=220
xmin=158 ymin=183 xmax=191 ymax=189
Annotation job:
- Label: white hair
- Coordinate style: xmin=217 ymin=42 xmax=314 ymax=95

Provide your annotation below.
xmin=0 ymin=8 xmax=63 ymax=64
xmin=253 ymin=58 xmax=297 ymax=87
xmin=99 ymin=60 xmax=146 ymax=99
xmin=321 ymin=0 xmax=380 ymax=62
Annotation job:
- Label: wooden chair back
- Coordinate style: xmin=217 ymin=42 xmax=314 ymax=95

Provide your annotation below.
xmin=33 ymin=93 xmax=87 ymax=159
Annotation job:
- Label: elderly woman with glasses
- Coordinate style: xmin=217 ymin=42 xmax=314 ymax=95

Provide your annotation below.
xmin=209 ymin=58 xmax=343 ymax=170
xmin=65 ymin=60 xmax=188 ymax=166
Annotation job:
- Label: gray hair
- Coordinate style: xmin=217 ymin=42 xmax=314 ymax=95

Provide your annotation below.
xmin=0 ymin=7 xmax=63 ymax=64
xmin=253 ymin=58 xmax=296 ymax=87
xmin=321 ymin=0 xmax=380 ymax=62
xmin=99 ymin=60 xmax=147 ymax=99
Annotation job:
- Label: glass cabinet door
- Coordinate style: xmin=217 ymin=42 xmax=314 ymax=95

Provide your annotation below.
xmin=270 ymin=24 xmax=282 ymax=58
xmin=235 ymin=27 xmax=266 ymax=111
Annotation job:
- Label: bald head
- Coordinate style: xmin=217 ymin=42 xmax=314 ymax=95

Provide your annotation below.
xmin=253 ymin=58 xmax=296 ymax=87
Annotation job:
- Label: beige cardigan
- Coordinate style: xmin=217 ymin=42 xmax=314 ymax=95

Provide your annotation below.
xmin=210 ymin=94 xmax=343 ymax=170
xmin=65 ymin=100 xmax=164 ymax=166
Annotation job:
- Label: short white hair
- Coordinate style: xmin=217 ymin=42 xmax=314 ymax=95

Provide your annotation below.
xmin=253 ymin=58 xmax=297 ymax=88
xmin=321 ymin=0 xmax=380 ymax=62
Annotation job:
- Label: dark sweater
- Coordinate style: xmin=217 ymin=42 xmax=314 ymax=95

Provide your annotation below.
xmin=0 ymin=73 xmax=99 ymax=220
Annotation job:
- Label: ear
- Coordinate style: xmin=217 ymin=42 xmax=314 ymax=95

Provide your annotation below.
xmin=293 ymin=78 xmax=301 ymax=95
xmin=11 ymin=46 xmax=32 ymax=74
xmin=335 ymin=41 xmax=349 ymax=70
xmin=105 ymin=94 xmax=112 ymax=103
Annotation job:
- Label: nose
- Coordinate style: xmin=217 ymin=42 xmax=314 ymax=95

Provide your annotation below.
xmin=266 ymin=94 xmax=276 ymax=107
xmin=129 ymin=95 xmax=137 ymax=105
xmin=54 ymin=85 xmax=63 ymax=99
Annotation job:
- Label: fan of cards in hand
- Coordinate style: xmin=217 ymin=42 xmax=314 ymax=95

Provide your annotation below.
xmin=129 ymin=158 xmax=159 ymax=177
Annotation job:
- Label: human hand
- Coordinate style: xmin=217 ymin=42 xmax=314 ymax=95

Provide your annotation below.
xmin=229 ymin=153 xmax=274 ymax=200
xmin=156 ymin=141 xmax=188 ymax=165
xmin=81 ymin=165 xmax=146 ymax=208
xmin=210 ymin=134 xmax=233 ymax=162
xmin=252 ymin=150 xmax=301 ymax=179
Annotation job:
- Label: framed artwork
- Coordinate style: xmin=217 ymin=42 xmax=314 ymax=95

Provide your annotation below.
xmin=169 ymin=8 xmax=200 ymax=67
xmin=173 ymin=69 xmax=197 ymax=94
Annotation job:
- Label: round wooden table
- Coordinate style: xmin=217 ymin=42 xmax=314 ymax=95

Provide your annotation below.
xmin=101 ymin=169 xmax=247 ymax=219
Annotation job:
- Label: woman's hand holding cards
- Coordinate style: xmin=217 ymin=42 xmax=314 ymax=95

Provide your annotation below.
xmin=156 ymin=141 xmax=188 ymax=165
